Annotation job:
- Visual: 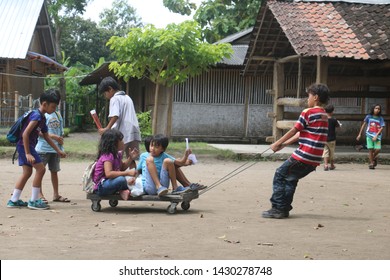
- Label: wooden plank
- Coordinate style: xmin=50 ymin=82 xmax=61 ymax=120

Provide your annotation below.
xmin=277 ymin=55 xmax=301 ymax=64
xmin=329 ymin=91 xmax=390 ymax=98
xmin=316 ymin=56 xmax=328 ymax=84
xmin=265 ymin=136 xmax=275 ymax=143
xmin=329 ymin=77 xmax=390 ymax=89
xmin=283 ymin=111 xmax=390 ymax=121
xmin=276 ymin=97 xmax=307 ymax=107
xmin=276 ymin=120 xmax=295 ymax=130
xmin=252 ymin=56 xmax=276 ymax=61
xmin=273 ymin=62 xmax=284 ymax=140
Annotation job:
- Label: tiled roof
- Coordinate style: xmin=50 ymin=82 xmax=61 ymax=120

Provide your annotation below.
xmin=269 ymin=0 xmax=390 ymax=60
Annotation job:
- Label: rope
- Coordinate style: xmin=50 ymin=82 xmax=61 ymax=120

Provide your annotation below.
xmin=199 ymin=147 xmax=274 ymax=195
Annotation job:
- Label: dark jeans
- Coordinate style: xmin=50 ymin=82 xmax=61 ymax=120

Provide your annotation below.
xmin=270 ymin=157 xmax=316 ymax=212
xmin=97 ymin=176 xmax=128 ymax=196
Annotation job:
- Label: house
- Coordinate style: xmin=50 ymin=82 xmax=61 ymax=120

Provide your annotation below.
xmin=243 ymin=0 xmax=390 ymax=142
xmin=80 ymin=28 xmax=277 ymax=142
xmin=0 ymin=0 xmax=67 ymax=126
xmin=81 ymin=0 xmax=390 ymax=143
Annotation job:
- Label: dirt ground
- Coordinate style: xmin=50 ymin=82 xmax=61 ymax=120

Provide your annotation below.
xmin=0 ymin=157 xmax=389 ymax=260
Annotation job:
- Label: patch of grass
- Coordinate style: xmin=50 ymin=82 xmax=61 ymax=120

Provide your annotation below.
xmin=0 ymin=132 xmax=238 ymax=161
xmin=64 ymin=135 xmax=98 ymax=160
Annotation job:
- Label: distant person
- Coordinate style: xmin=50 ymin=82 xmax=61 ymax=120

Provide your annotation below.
xmin=36 ymin=89 xmax=70 ymax=203
xmin=356 ymin=104 xmax=385 ymax=169
xmin=93 ymin=129 xmax=139 ymax=200
xmin=322 ymin=104 xmax=341 ymax=171
xmin=98 ymin=77 xmax=141 ymax=157
xmin=7 ymin=89 xmax=66 ymax=210
xmin=262 ymin=83 xmax=329 ymax=219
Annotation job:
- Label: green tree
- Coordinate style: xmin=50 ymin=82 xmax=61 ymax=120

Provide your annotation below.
xmin=61 ymin=16 xmax=113 ymax=66
xmin=99 ymin=0 xmax=143 ymax=37
xmin=46 ymin=0 xmax=90 ymax=103
xmin=163 ymin=0 xmax=197 ymax=16
xmin=47 ymin=0 xmax=90 ymax=62
xmin=107 ymin=21 xmax=232 ymax=133
xmin=194 ymin=0 xmax=261 ymax=42
xmin=163 ymin=0 xmax=261 ymax=43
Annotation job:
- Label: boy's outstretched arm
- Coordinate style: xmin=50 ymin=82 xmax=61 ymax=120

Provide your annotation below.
xmin=42 ymin=132 xmax=66 ymax=158
xmin=270 ymin=127 xmax=299 ymax=152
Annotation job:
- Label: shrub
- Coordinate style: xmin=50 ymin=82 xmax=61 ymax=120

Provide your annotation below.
xmin=137 ymin=110 xmax=152 ymax=139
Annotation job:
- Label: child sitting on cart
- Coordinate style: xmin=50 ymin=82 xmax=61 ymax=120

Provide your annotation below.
xmin=138 ymin=134 xmax=204 ymax=197
xmin=93 ymin=129 xmax=139 ymax=200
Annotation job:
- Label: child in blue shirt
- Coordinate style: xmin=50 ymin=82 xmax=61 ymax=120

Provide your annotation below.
xmin=138 ymin=135 xmax=203 ymax=196
xmin=7 ymin=89 xmax=67 ymax=210
xmin=36 ymin=90 xmax=69 ymax=203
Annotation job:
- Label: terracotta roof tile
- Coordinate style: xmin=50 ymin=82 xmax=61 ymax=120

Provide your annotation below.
xmin=267 ymin=0 xmax=390 ymax=60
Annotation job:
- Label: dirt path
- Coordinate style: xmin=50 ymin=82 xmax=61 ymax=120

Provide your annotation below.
xmin=1 ymin=158 xmax=389 ymax=260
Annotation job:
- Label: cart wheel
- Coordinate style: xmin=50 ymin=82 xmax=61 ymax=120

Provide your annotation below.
xmin=181 ymin=201 xmax=190 ymax=211
xmin=167 ymin=204 xmax=177 ymax=214
xmin=91 ymin=200 xmax=101 ymax=212
xmin=109 ymin=200 xmax=118 ymax=207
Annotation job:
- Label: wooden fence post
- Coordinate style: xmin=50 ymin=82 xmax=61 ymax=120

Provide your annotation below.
xmin=14 ymin=91 xmax=19 ymax=121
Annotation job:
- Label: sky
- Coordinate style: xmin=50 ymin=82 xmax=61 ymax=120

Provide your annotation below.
xmin=83 ymin=0 xmax=203 ymax=28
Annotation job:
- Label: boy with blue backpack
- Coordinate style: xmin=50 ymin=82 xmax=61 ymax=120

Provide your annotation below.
xmin=7 ymin=89 xmax=67 ymax=210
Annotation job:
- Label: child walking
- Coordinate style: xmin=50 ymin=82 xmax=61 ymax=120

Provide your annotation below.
xmin=356 ymin=104 xmax=385 ymax=169
xmin=36 ymin=89 xmax=70 ymax=203
xmin=93 ymin=129 xmax=138 ymax=200
xmin=262 ymin=83 xmax=330 ymax=219
xmin=322 ymin=104 xmax=341 ymax=171
xmin=7 ymin=89 xmax=67 ymax=210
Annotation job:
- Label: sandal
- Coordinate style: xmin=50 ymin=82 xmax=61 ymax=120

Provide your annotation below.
xmin=53 ymin=195 xmax=71 ymax=202
xmin=40 ymin=196 xmax=49 ymax=204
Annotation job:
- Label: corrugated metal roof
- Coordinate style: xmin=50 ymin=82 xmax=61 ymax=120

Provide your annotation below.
xmin=219 ymin=45 xmax=248 ymax=66
xmin=216 ymin=28 xmax=253 ymax=44
xmin=0 ymin=0 xmax=44 ymax=59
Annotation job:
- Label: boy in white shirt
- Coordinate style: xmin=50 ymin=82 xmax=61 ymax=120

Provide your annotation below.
xmin=98 ymin=77 xmax=141 ymax=158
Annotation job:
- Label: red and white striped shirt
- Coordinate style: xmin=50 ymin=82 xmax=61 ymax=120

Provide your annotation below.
xmin=292 ymin=106 xmax=328 ymax=166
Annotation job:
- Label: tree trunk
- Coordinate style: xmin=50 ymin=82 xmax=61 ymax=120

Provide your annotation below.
xmin=54 ymin=23 xmax=67 ymax=123
xmin=152 ymin=83 xmax=160 ymax=134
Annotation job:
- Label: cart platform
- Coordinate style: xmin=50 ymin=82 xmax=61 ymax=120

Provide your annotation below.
xmin=86 ymin=191 xmax=199 ymax=214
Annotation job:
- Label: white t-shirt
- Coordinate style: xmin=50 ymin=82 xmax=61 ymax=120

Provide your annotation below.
xmin=109 ymin=91 xmax=141 ymax=144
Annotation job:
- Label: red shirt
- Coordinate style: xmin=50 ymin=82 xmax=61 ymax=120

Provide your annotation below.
xmin=292 ymin=106 xmax=328 ymax=166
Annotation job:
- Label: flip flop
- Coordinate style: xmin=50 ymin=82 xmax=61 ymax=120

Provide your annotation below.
xmin=53 ymin=196 xmax=71 ymax=202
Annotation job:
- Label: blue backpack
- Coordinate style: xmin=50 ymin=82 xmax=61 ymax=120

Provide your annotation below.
xmin=7 ymin=109 xmax=40 ymax=164
xmin=6 ymin=110 xmax=37 ymax=143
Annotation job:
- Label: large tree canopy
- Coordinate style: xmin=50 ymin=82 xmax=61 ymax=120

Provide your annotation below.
xmin=107 ymin=21 xmax=232 ymax=86
xmin=107 ymin=21 xmax=232 ymax=132
xmin=163 ymin=0 xmax=262 ymax=43
xmin=163 ymin=0 xmax=197 ymax=16
xmin=60 ymin=16 xmax=113 ymax=66
xmin=194 ymin=0 xmax=261 ymax=42
xmin=99 ymin=0 xmax=143 ymax=37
